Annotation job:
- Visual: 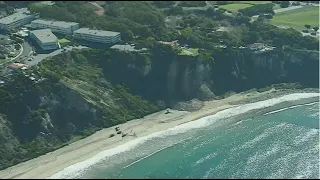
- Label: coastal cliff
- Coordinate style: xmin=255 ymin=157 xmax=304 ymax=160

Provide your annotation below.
xmin=0 ymin=45 xmax=318 ymax=170
xmin=100 ymin=45 xmax=319 ymax=102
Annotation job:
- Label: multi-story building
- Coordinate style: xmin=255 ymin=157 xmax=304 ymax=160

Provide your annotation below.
xmin=30 ymin=19 xmax=79 ymax=35
xmin=0 ymin=12 xmax=36 ymax=31
xmin=29 ymin=29 xmax=59 ymax=51
xmin=73 ymin=28 xmax=121 ymax=44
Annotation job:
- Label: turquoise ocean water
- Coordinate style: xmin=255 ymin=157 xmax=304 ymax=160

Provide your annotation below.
xmin=74 ymin=102 xmax=319 ymax=179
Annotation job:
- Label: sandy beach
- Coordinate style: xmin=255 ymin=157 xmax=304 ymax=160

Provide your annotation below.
xmin=0 ymin=88 xmax=318 ymax=179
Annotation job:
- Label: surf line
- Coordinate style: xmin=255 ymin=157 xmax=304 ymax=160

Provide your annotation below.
xmin=122 ymin=137 xmax=192 ymax=169
xmin=263 ymin=102 xmax=319 ymax=116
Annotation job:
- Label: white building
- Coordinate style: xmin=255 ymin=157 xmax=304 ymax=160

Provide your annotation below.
xmin=29 ymin=29 xmax=59 ymax=51
xmin=30 ymin=19 xmax=79 ymax=35
xmin=248 ymin=43 xmax=265 ymax=51
xmin=0 ymin=12 xmax=36 ymax=31
xmin=73 ymin=28 xmax=121 ymax=44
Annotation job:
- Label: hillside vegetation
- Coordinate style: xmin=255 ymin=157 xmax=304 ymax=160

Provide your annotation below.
xmin=0 ymin=1 xmax=318 ymax=170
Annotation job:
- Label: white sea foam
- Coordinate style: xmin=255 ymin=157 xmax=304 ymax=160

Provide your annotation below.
xmin=194 ymin=152 xmax=217 ymax=166
xmin=293 ymin=129 xmax=319 ymax=145
xmin=49 ymin=93 xmax=319 ymax=179
xmin=263 ymin=102 xmax=319 ymax=115
xmin=122 ymin=137 xmax=191 ymax=169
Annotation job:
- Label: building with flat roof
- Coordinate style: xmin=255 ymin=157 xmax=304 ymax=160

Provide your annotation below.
xmin=30 ymin=19 xmax=79 ymax=35
xmin=30 ymin=29 xmax=59 ymax=51
xmin=73 ymin=28 xmax=121 ymax=44
xmin=0 ymin=12 xmax=36 ymax=31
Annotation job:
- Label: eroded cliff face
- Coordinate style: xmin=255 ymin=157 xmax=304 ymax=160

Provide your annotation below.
xmin=108 ymin=48 xmax=319 ymax=102
xmin=37 ymin=86 xmax=100 ymax=134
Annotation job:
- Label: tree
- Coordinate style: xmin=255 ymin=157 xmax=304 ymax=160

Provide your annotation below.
xmin=5 ymin=6 xmax=14 ymax=15
xmin=153 ymin=1 xmax=175 ymax=8
xmin=305 ymin=24 xmax=311 ymax=29
xmin=122 ymin=30 xmax=134 ymax=41
xmin=273 ymin=37 xmax=284 ymax=50
xmin=247 ymin=31 xmax=260 ymax=44
xmin=238 ymin=3 xmax=275 ymax=17
xmin=292 ymin=1 xmax=300 ymax=6
xmin=280 ymin=1 xmax=290 ymax=8
xmin=313 ymin=27 xmax=319 ymax=32
xmin=166 ymin=6 xmax=184 ymax=16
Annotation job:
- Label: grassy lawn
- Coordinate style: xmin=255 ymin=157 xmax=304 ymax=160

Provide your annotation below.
xmin=221 ymin=2 xmax=282 ymax=12
xmin=271 ymin=7 xmax=319 ymax=30
xmin=178 ymin=48 xmax=199 ymax=56
xmin=272 ymin=3 xmax=281 ymax=10
xmin=220 ymin=3 xmax=253 ymax=12
xmin=58 ymin=38 xmax=71 ymax=45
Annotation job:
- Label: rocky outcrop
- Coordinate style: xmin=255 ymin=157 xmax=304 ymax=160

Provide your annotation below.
xmin=172 ymin=98 xmax=204 ymax=111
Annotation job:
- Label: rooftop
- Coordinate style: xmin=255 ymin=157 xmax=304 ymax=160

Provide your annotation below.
xmin=8 ymin=63 xmax=28 ymax=69
xmin=110 ymin=44 xmax=147 ymax=52
xmin=0 ymin=12 xmax=34 ymax=25
xmin=30 ymin=29 xmax=58 ymax=44
xmin=74 ymin=28 xmax=120 ymax=37
xmin=31 ymin=19 xmax=79 ymax=28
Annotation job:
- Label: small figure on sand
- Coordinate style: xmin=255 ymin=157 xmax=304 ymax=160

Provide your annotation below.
xmin=122 ymin=133 xmax=127 ymax=138
xmin=165 ymin=109 xmax=171 ymax=114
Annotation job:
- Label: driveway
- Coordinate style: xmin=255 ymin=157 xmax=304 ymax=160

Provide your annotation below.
xmin=24 ymin=45 xmax=88 ymax=66
xmin=12 ymin=41 xmax=32 ymax=61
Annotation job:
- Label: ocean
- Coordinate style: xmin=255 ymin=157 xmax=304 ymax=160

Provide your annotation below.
xmin=50 ymin=93 xmax=320 ymax=179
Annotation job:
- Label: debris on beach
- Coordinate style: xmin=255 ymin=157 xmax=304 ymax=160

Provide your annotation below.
xmin=165 ymin=109 xmax=171 ymax=114
xmin=128 ymin=131 xmax=137 ymax=138
xmin=122 ymin=133 xmax=127 ymax=137
xmin=117 ymin=131 xmax=122 ymax=134
xmin=109 ymin=134 xmax=115 ymax=138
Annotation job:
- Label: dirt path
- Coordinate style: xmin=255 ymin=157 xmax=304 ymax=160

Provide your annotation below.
xmin=88 ymin=1 xmax=105 ymax=16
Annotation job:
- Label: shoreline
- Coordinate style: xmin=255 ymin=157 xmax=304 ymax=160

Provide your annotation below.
xmin=0 ymin=89 xmax=318 ymax=179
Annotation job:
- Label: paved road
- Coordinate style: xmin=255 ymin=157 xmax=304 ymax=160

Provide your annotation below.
xmin=24 ymin=45 xmax=88 ymax=66
xmin=0 ymin=38 xmax=32 ymax=65
xmin=19 ymin=42 xmax=33 ymax=58
xmin=8 ymin=41 xmax=33 ymax=63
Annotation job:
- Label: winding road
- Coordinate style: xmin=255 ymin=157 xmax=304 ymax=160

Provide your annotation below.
xmin=0 ymin=41 xmax=32 ymax=66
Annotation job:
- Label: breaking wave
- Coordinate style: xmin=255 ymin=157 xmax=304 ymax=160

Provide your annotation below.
xmin=48 ymin=93 xmax=319 ymax=179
